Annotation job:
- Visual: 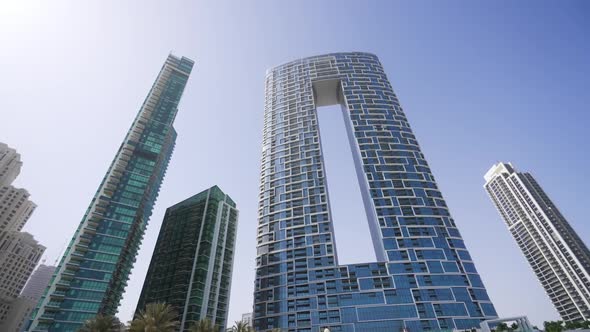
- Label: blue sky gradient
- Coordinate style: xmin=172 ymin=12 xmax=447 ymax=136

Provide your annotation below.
xmin=1 ymin=0 xmax=588 ymax=327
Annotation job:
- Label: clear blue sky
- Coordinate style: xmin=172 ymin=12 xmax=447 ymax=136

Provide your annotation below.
xmin=1 ymin=0 xmax=588 ymax=327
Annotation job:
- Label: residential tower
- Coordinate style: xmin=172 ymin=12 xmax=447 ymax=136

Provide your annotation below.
xmin=254 ymin=52 xmax=497 ymax=331
xmin=136 ymin=186 xmax=238 ymax=331
xmin=28 ymin=54 xmax=194 ymax=331
xmin=484 ymin=162 xmax=590 ymax=322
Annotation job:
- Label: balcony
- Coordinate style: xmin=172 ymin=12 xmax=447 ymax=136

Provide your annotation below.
xmin=61 ymin=269 xmax=76 ymax=280
xmin=87 ymin=217 xmax=100 ymax=227
xmin=37 ymin=313 xmax=56 ymax=322
xmin=84 ymin=225 xmax=97 ymax=235
xmin=55 ymin=279 xmax=71 ymax=289
xmin=70 ymin=252 xmax=84 ymax=261
xmin=44 ymin=302 xmax=62 ymax=311
xmin=51 ymin=290 xmax=66 ymax=298
xmin=79 ymin=235 xmax=91 ymax=244
xmin=75 ymin=242 xmax=89 ymax=251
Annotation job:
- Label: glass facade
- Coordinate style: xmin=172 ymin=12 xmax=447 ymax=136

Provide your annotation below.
xmin=135 ymin=186 xmax=238 ymax=331
xmin=255 ymin=52 xmax=497 ymax=331
xmin=27 ymin=54 xmax=194 ymax=332
xmin=484 ymin=163 xmax=590 ymax=323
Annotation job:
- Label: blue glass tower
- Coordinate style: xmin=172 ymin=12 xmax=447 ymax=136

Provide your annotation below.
xmin=254 ymin=52 xmax=497 ymax=332
xmin=28 ymin=54 xmax=194 ymax=332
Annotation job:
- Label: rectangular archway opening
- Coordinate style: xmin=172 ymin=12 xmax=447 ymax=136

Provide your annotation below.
xmin=316 ymin=102 xmax=377 ymax=265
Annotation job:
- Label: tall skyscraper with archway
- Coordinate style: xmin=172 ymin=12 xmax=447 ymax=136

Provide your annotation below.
xmin=254 ymin=52 xmax=497 ymax=331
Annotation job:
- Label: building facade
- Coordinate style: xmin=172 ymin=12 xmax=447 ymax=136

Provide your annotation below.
xmin=484 ymin=162 xmax=590 ymax=323
xmin=254 ymin=52 xmax=497 ymax=332
xmin=0 ymin=143 xmax=44 ymax=330
xmin=0 ymin=232 xmax=45 ymax=300
xmin=0 ymin=142 xmax=36 ymax=240
xmin=28 ymin=54 xmax=194 ymax=332
xmin=0 ymin=232 xmax=45 ymax=326
xmin=0 ymin=264 xmax=55 ymax=332
xmin=1 ymin=297 xmax=37 ymax=332
xmin=0 ymin=142 xmax=22 ymax=187
xmin=241 ymin=312 xmax=253 ymax=327
xmin=0 ymin=186 xmax=37 ymax=236
xmin=21 ymin=264 xmax=57 ymax=301
xmin=136 ymin=186 xmax=238 ymax=331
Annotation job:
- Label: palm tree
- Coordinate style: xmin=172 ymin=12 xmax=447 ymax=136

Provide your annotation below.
xmin=231 ymin=321 xmax=252 ymax=332
xmin=77 ymin=314 xmax=123 ymax=332
xmin=188 ymin=318 xmax=219 ymax=332
xmin=129 ymin=302 xmax=179 ymax=332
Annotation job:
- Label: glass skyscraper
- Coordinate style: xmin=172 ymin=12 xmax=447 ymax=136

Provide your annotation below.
xmin=484 ymin=162 xmax=590 ymax=323
xmin=135 ymin=186 xmax=238 ymax=331
xmin=254 ymin=52 xmax=497 ymax=332
xmin=28 ymin=54 xmax=194 ymax=332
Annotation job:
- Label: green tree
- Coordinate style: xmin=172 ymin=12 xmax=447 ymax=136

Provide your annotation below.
xmin=129 ymin=302 xmax=179 ymax=332
xmin=77 ymin=314 xmax=124 ymax=332
xmin=564 ymin=320 xmax=590 ymax=330
xmin=564 ymin=321 xmax=578 ymax=330
xmin=510 ymin=322 xmax=518 ymax=331
xmin=543 ymin=320 xmax=564 ymax=332
xmin=188 ymin=318 xmax=219 ymax=332
xmin=496 ymin=322 xmax=509 ymax=332
xmin=230 ymin=321 xmax=253 ymax=332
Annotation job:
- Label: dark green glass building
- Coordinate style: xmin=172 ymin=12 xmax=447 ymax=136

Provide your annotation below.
xmin=135 ymin=186 xmax=238 ymax=331
xmin=28 ymin=54 xmax=194 ymax=332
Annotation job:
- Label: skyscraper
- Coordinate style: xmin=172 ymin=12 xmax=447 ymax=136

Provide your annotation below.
xmin=0 ymin=233 xmax=45 ymax=301
xmin=136 ymin=186 xmax=238 ymax=331
xmin=22 ymin=264 xmax=57 ymax=301
xmin=0 ymin=232 xmax=45 ymax=325
xmin=0 ymin=186 xmax=37 ymax=236
xmin=0 ymin=264 xmax=56 ymax=332
xmin=0 ymin=142 xmax=36 ymax=239
xmin=241 ymin=312 xmax=253 ymax=328
xmin=484 ymin=162 xmax=590 ymax=323
xmin=28 ymin=54 xmax=194 ymax=332
xmin=0 ymin=142 xmax=44 ymax=330
xmin=0 ymin=143 xmax=22 ymax=187
xmin=254 ymin=52 xmax=497 ymax=332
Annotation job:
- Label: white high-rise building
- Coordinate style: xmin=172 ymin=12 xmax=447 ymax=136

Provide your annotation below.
xmin=0 ymin=142 xmax=44 ymax=330
xmin=0 ymin=142 xmax=36 ymax=238
xmin=484 ymin=162 xmax=590 ymax=323
xmin=0 ymin=186 xmax=37 ymax=235
xmin=0 ymin=264 xmax=56 ymax=332
xmin=0 ymin=232 xmax=45 ymax=299
xmin=0 ymin=143 xmax=22 ymax=187
xmin=0 ymin=232 xmax=45 ymax=325
xmin=241 ymin=312 xmax=253 ymax=327
xmin=0 ymin=297 xmax=37 ymax=332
